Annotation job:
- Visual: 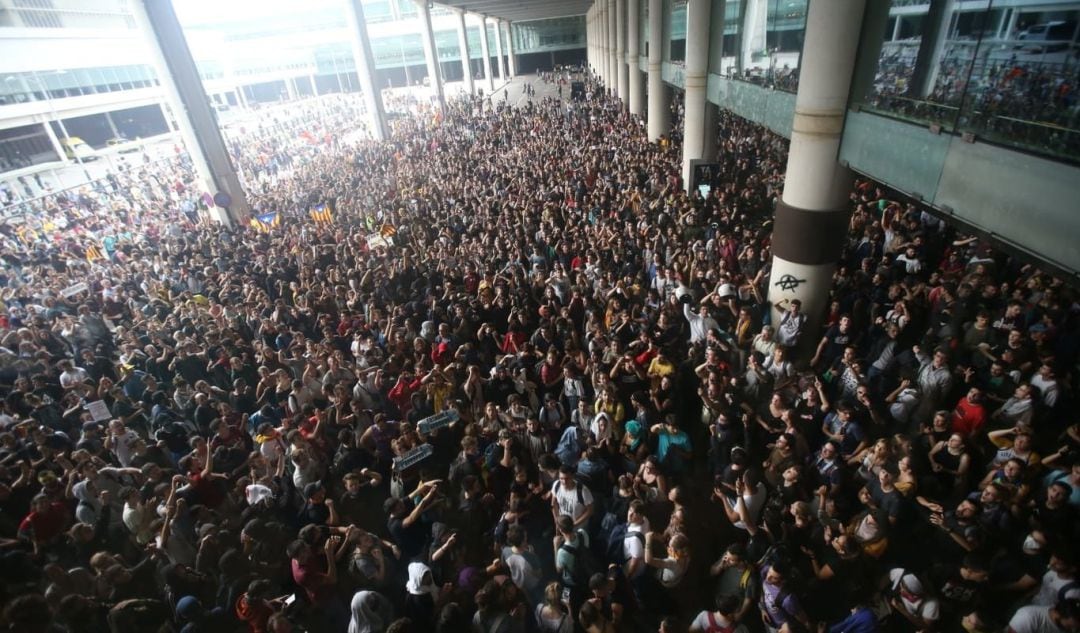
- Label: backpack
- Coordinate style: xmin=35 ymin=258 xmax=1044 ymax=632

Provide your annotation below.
xmin=704 ymin=612 xmax=738 ymax=633
xmin=603 ymin=522 xmax=644 ymax=566
xmin=559 ymin=530 xmax=598 ymax=588
xmin=553 ymin=480 xmax=586 ymax=508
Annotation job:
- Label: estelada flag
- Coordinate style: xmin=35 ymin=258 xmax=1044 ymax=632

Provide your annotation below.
xmin=249 ymin=212 xmax=280 ymax=232
xmin=85 ymin=244 xmax=105 ymax=262
xmin=309 ymin=203 xmax=333 ymax=224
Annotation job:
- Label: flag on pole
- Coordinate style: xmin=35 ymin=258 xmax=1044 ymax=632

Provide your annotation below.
xmin=309 ymin=203 xmax=333 ymax=224
xmin=379 ymin=224 xmax=397 ymax=238
xmin=249 ymin=212 xmax=280 ymax=232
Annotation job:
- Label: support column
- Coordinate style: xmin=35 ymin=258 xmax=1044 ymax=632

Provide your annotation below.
xmin=309 ymin=74 xmax=318 ymax=96
xmin=646 ymin=0 xmax=670 ymax=141
xmin=454 ymin=10 xmax=475 ymax=95
xmin=104 ymin=111 xmax=121 ymax=137
xmin=40 ymin=117 xmax=67 ymax=163
xmin=605 ymin=1 xmax=613 ymax=85
xmin=741 ymin=0 xmax=767 ymax=73
xmin=607 ymin=0 xmax=618 ymax=93
xmin=591 ymin=7 xmax=600 ymax=73
xmin=345 ymin=0 xmax=391 ymax=140
xmin=235 ymin=86 xmax=248 ymax=109
xmin=591 ymin=7 xmax=598 ymax=75
xmin=627 ymin=0 xmax=644 ymax=116
xmin=681 ymin=0 xmax=711 ymax=189
xmin=131 ymin=0 xmax=249 ymax=226
xmin=478 ymin=15 xmax=495 ymax=93
xmin=503 ymin=21 xmax=517 ymax=78
xmin=597 ymin=5 xmax=604 ymax=78
xmin=616 ymin=0 xmax=629 ymax=104
xmin=766 ymin=0 xmax=866 ymax=356
xmin=908 ymin=0 xmax=955 ymax=98
xmin=493 ymin=16 xmax=507 ymax=82
xmin=284 ymin=77 xmax=297 ymax=100
xmin=416 ymin=0 xmax=445 ymax=108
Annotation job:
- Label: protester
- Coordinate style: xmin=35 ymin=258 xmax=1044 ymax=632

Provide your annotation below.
xmin=0 ymin=65 xmax=1076 ymax=633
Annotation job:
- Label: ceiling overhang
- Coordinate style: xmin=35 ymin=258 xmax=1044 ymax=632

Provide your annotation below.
xmin=433 ymin=0 xmax=591 ymax=22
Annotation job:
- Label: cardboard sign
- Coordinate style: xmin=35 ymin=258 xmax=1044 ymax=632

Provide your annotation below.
xmin=85 ymin=400 xmax=112 ymax=422
xmin=61 ymin=282 xmax=89 ymax=298
xmin=366 ymin=233 xmax=394 ymax=250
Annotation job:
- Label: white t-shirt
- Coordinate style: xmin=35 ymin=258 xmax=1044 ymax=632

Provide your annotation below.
xmin=1009 ymin=605 xmax=1066 ymax=633
xmin=60 ymin=367 xmax=89 ymax=389
xmin=888 ymin=569 xmax=940 ymax=623
xmin=731 ymin=483 xmax=767 ymax=531
xmin=1033 ymin=569 xmax=1080 ymax=606
xmin=690 ymin=611 xmax=746 ymax=633
xmin=551 ymin=481 xmax=594 ymax=522
xmin=623 ymin=522 xmax=648 ymax=577
xmin=110 ymin=429 xmax=140 ymax=467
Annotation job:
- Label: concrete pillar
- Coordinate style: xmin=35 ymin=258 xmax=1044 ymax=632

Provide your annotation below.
xmin=345 ymin=0 xmax=391 ymax=140
xmin=104 ymin=111 xmax=121 ymax=137
xmin=40 ymin=117 xmax=68 ymax=163
xmin=587 ymin=7 xmax=594 ymax=74
xmin=597 ymin=2 xmax=607 ymax=83
xmin=766 ymin=0 xmax=866 ymax=355
xmin=849 ymin=0 xmax=891 ymax=105
xmin=616 ymin=0 xmax=629 ymax=104
xmin=591 ymin=6 xmax=599 ymax=75
xmin=454 ymin=10 xmax=475 ymax=95
xmin=627 ymin=0 xmax=644 ymax=116
xmin=604 ymin=1 xmax=612 ymax=85
xmin=493 ymin=16 xmax=507 ymax=82
xmin=478 ymin=15 xmax=495 ymax=93
xmin=285 ymin=77 xmax=298 ymax=100
xmin=681 ymin=0 xmax=711 ymax=189
xmin=503 ymin=21 xmax=517 ymax=78
xmin=309 ymin=74 xmax=318 ymax=96
xmin=131 ymin=0 xmax=249 ymax=226
xmin=416 ymin=0 xmax=445 ymax=108
xmin=741 ymin=0 xmax=767 ymax=73
xmin=908 ymin=0 xmax=955 ymax=99
xmin=607 ymin=0 xmax=618 ymax=93
xmin=892 ymin=15 xmax=903 ymax=41
xmin=235 ymin=86 xmax=248 ymax=109
xmin=647 ymin=0 xmax=670 ymax=141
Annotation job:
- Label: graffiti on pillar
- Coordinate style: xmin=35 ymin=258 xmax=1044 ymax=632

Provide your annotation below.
xmin=773 ymin=274 xmax=806 ymax=292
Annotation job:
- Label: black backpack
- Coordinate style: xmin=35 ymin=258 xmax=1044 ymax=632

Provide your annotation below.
xmin=559 ymin=530 xmax=598 ymax=588
xmin=603 ymin=522 xmax=644 ymax=566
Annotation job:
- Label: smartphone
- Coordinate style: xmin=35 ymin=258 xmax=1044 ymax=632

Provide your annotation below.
xmin=283 ymin=594 xmax=297 ymax=607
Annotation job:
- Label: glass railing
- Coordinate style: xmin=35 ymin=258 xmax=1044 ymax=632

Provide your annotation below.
xmin=856 ymin=0 xmax=1080 ymax=162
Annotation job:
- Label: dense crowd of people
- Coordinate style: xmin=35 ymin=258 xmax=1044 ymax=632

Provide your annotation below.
xmin=0 ymin=64 xmax=1077 ymax=633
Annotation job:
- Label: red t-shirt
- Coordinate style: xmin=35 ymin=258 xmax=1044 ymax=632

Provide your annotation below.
xmin=291 ymin=558 xmax=333 ymax=605
xmin=952 ymin=399 xmax=987 ymax=437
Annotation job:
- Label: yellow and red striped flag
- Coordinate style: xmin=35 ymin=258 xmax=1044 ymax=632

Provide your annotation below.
xmin=309 ymin=203 xmax=333 ymax=224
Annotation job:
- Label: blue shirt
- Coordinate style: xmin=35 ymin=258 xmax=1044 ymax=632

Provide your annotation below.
xmin=828 ymin=607 xmax=878 ymax=633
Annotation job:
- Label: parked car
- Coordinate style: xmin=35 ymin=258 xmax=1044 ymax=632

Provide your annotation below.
xmin=105 ymin=136 xmax=141 ymax=154
xmin=60 ymin=137 xmax=98 ymax=161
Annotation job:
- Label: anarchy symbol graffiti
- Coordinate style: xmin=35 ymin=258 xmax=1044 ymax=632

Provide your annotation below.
xmin=774 ymin=274 xmax=806 ymax=292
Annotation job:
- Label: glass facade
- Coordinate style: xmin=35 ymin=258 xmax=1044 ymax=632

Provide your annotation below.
xmin=0 ymin=65 xmax=158 ymax=106
xmin=514 ymin=17 xmax=586 ymax=54
xmin=856 ymin=0 xmax=1080 ymax=161
xmin=0 ymin=0 xmax=134 ymax=30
